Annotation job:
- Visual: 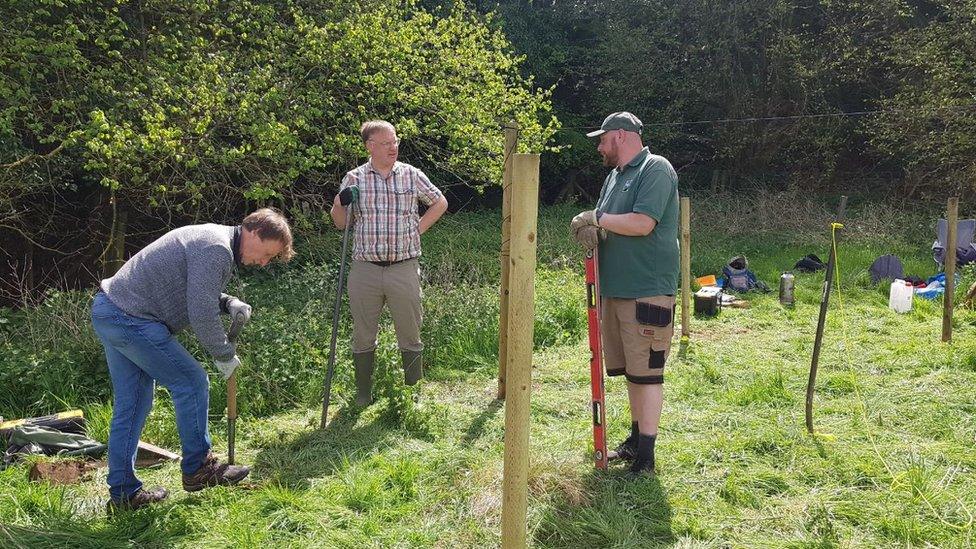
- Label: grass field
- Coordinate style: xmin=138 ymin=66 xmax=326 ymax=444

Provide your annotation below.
xmin=2 ymin=193 xmax=975 ymax=547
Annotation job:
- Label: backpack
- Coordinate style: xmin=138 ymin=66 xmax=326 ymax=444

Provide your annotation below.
xmin=869 ymin=254 xmax=904 ymax=284
xmin=794 ymin=254 xmax=827 ymax=273
xmin=722 ymin=256 xmax=770 ymax=293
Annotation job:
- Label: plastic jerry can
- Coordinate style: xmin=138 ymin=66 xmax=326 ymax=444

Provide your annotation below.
xmin=888 ymin=279 xmax=913 ymax=313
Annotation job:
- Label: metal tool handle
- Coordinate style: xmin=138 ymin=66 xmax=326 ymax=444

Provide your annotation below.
xmin=228 ymin=309 xmax=248 ymax=343
xmin=227 ymin=309 xmax=247 ymax=464
xmin=321 ymin=205 xmax=354 ymax=428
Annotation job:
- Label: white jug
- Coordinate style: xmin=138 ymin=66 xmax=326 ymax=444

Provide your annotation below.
xmin=888 ymin=279 xmax=913 ymax=313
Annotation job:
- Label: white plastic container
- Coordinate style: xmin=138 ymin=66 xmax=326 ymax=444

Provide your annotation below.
xmin=888 ymin=279 xmax=913 ymax=313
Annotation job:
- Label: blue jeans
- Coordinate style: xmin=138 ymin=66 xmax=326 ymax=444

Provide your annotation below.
xmin=91 ymin=292 xmax=211 ymax=500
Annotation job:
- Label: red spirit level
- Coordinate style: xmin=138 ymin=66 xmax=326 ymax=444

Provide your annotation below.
xmin=585 ymin=249 xmax=608 ymax=469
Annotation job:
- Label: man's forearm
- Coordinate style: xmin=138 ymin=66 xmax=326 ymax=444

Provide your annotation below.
xmin=330 ymin=198 xmax=348 ymax=229
xmin=599 ymin=211 xmax=656 ymax=236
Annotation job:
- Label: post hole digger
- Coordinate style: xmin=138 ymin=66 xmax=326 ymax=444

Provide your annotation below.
xmin=225 ymin=308 xmax=249 ymax=465
xmin=320 ymin=186 xmax=358 ymax=428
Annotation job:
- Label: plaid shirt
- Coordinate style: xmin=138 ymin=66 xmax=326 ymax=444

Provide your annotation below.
xmin=339 ymin=160 xmax=443 ymax=262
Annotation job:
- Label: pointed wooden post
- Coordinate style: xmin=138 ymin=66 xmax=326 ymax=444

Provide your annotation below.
xmin=680 ymin=197 xmax=691 ymax=338
xmin=498 ymin=122 xmax=517 ymax=399
xmin=500 ymin=153 xmax=539 ymax=549
xmin=942 ymin=197 xmax=959 ymax=342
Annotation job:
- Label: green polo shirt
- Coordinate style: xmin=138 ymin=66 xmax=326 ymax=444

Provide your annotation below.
xmin=595 ymin=147 xmax=679 ymax=298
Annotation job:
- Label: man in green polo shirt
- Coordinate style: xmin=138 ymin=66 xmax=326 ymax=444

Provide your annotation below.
xmin=571 ymin=111 xmax=680 ymax=475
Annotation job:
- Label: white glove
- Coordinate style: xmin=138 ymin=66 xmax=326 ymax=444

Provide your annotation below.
xmin=215 ymin=355 xmax=242 ymax=380
xmin=225 ymin=298 xmax=252 ymax=323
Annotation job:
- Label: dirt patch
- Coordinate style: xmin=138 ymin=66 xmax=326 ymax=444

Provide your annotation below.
xmin=28 ymin=460 xmax=101 ymax=485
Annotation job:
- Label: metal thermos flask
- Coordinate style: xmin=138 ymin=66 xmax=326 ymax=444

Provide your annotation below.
xmin=779 ymin=272 xmax=795 ymax=306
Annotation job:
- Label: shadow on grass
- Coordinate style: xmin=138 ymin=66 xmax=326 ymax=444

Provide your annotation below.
xmin=0 ymin=500 xmax=193 ymax=549
xmin=462 ymin=398 xmax=503 ymax=444
xmin=251 ymin=403 xmax=396 ymax=489
xmin=533 ymin=467 xmax=674 ymax=548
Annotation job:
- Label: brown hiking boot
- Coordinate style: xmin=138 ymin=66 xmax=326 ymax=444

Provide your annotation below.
xmin=182 ymin=452 xmax=250 ymax=492
xmin=106 ymin=486 xmax=169 ymax=513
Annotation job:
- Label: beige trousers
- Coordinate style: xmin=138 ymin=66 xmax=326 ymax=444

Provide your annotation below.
xmin=347 ymin=259 xmax=423 ymax=353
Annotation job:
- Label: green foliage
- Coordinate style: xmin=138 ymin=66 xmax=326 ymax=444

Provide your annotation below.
xmin=454 ymin=0 xmax=976 ymax=196
xmin=868 ymin=0 xmax=976 ymax=195
xmin=0 ymin=0 xmax=555 ymax=243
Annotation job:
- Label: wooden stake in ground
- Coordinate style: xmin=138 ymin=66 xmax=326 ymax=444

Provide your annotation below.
xmin=805 ymin=196 xmax=847 ymax=435
xmin=497 ymin=123 xmax=518 ymax=400
xmin=500 ymin=154 xmax=539 ymax=549
xmin=680 ymin=197 xmax=691 ymax=339
xmin=942 ymin=197 xmax=959 ymax=343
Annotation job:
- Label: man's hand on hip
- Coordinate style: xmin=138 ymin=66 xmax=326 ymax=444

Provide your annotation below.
xmin=215 ymin=355 xmax=241 ymax=380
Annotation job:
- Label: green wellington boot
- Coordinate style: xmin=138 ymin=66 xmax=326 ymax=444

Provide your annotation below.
xmin=402 ymin=350 xmax=423 ymax=386
xmin=353 ymin=351 xmax=375 ymax=406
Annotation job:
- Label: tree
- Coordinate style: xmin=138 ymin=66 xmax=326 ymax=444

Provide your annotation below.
xmin=0 ymin=0 xmax=556 ymax=282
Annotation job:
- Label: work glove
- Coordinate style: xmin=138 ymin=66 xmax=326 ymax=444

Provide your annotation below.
xmin=338 ymin=186 xmax=359 ymax=206
xmin=215 ymin=355 xmax=241 ymax=380
xmin=570 ymin=209 xmax=599 ymax=232
xmin=573 ymin=225 xmax=607 ymax=250
xmin=223 ymin=297 xmax=252 ymax=323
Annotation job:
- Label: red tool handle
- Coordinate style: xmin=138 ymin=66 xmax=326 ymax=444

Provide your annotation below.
xmin=585 ymin=249 xmax=608 ymax=469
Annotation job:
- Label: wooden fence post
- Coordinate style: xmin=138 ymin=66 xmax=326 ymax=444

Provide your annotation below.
xmin=500 ymin=153 xmax=539 ymax=548
xmin=942 ymin=197 xmax=959 ymax=342
xmin=498 ymin=122 xmax=518 ymax=399
xmin=680 ymin=197 xmax=691 ymax=339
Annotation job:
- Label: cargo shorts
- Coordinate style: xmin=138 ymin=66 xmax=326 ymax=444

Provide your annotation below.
xmin=601 ymin=295 xmax=675 ymax=384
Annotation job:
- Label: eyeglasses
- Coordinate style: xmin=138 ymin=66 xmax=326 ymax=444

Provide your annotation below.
xmin=369 ymin=138 xmax=401 ymax=148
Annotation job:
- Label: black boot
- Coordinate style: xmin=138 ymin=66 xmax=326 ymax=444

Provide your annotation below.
xmin=629 ymin=434 xmax=656 ymax=475
xmin=608 ymin=421 xmax=639 ymax=462
xmin=353 ymin=351 xmax=375 ymax=406
xmin=402 ymin=350 xmax=423 ymax=386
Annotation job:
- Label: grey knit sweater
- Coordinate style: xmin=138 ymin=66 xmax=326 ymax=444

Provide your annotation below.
xmin=100 ymin=224 xmax=239 ymax=361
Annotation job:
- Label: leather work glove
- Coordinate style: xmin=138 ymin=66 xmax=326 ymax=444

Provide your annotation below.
xmin=215 ymin=355 xmax=242 ymax=380
xmin=573 ymin=225 xmax=607 ymax=250
xmin=570 ymin=209 xmax=599 ymax=232
xmin=339 ymin=186 xmax=359 ymax=206
xmin=223 ymin=297 xmax=252 ymax=323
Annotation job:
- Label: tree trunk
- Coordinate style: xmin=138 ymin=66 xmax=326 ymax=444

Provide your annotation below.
xmin=102 ymin=208 xmax=127 ymax=278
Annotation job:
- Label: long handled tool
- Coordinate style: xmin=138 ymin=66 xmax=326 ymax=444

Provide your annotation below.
xmin=226 ymin=310 xmax=248 ymax=465
xmin=320 ymin=204 xmax=354 ymax=428
xmin=805 ymin=196 xmax=848 ymax=434
xmin=585 ymin=249 xmax=608 ymax=469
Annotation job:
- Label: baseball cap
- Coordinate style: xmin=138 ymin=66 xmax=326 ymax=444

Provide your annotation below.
xmin=586 ymin=111 xmax=643 ymax=137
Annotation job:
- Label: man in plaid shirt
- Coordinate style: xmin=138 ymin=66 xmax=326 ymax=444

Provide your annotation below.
xmin=330 ymin=120 xmax=448 ymax=406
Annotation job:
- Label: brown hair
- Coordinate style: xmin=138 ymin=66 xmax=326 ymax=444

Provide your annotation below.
xmin=242 ymin=208 xmax=295 ymax=262
xmin=360 ymin=120 xmax=396 ymax=143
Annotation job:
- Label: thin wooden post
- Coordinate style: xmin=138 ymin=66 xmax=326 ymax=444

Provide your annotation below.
xmin=500 ymin=154 xmax=539 ymax=549
xmin=942 ymin=197 xmax=959 ymax=342
xmin=680 ymin=197 xmax=691 ymax=338
xmin=498 ymin=123 xmax=517 ymax=400
xmin=102 ymin=208 xmax=127 ymax=278
xmin=806 ymin=196 xmax=847 ymax=434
